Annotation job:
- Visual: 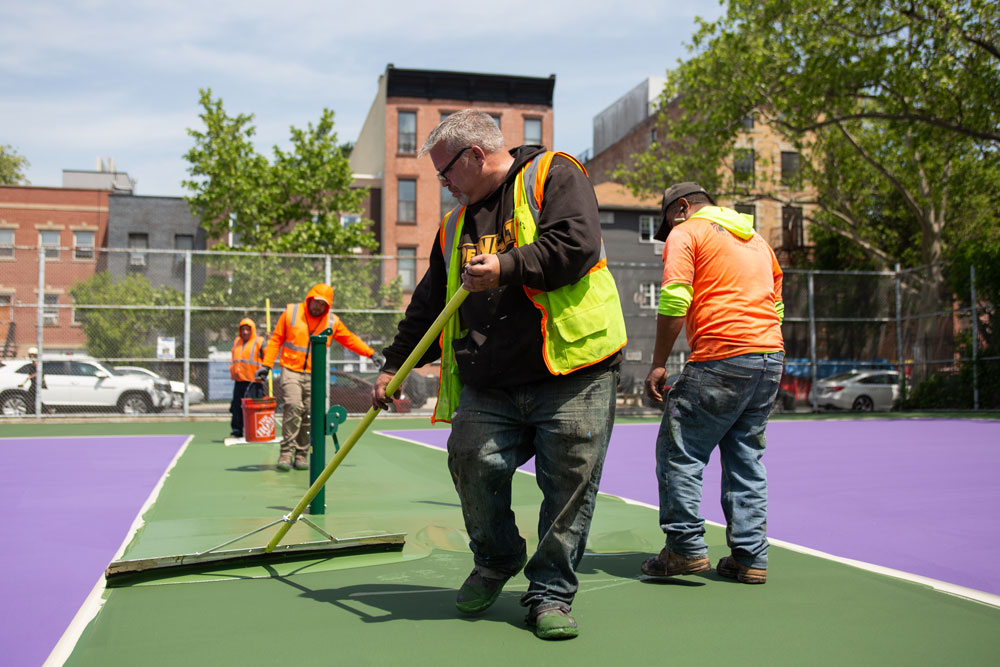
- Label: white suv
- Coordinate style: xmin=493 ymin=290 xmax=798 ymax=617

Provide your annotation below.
xmin=0 ymin=356 xmax=171 ymax=415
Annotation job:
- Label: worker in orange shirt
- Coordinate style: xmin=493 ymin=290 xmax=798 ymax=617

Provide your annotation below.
xmin=256 ymin=283 xmax=383 ymax=471
xmin=642 ymin=182 xmax=784 ymax=585
xmin=229 ymin=318 xmax=266 ymax=438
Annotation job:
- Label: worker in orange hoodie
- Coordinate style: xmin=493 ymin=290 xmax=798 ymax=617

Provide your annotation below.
xmin=229 ymin=317 xmax=266 ymax=438
xmin=256 ymin=284 xmax=382 ymax=471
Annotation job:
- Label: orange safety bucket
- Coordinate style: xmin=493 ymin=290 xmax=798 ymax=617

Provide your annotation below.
xmin=242 ymin=397 xmax=277 ymax=442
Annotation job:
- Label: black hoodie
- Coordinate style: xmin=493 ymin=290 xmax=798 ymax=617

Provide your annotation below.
xmin=383 ymin=145 xmax=620 ymax=388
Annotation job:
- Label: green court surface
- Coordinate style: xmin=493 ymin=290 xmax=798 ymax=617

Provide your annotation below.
xmin=18 ymin=419 xmax=1000 ymax=666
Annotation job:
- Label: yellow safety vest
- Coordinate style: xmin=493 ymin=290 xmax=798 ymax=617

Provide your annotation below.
xmin=433 ymin=151 xmax=627 ymax=422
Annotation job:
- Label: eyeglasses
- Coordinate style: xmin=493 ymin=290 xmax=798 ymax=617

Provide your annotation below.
xmin=437 ymin=146 xmax=472 ymax=182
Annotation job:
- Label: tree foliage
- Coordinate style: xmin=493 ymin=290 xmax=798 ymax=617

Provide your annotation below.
xmin=621 ymin=0 xmax=999 ymax=278
xmin=182 ymin=88 xmax=375 ymax=255
xmin=0 ymin=144 xmax=30 ymax=185
xmin=70 ymin=272 xmax=183 ymax=359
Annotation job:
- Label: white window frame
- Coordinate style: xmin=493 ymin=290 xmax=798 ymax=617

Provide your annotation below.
xmin=73 ymin=230 xmax=95 ymax=260
xmin=398 ymin=111 xmax=417 ymax=154
xmin=638 ymin=215 xmax=658 ymax=243
xmin=639 ymin=282 xmax=659 ymax=310
xmin=43 ymin=293 xmax=59 ymax=326
xmin=398 ymin=247 xmax=417 ymax=291
xmin=0 ymin=229 xmax=14 ymax=258
xmin=523 ymin=117 xmax=542 ymax=144
xmin=397 ymin=179 xmax=416 ymax=223
xmin=40 ymin=229 xmax=61 ymax=259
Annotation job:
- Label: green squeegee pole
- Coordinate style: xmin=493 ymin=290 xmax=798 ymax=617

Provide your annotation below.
xmin=265 ymin=287 xmax=469 ymax=553
xmin=308 ymin=329 xmax=332 ymax=515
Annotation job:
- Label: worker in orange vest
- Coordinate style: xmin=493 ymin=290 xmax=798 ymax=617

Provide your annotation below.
xmin=229 ymin=317 xmax=266 ymax=438
xmin=256 ymin=283 xmax=383 ymax=470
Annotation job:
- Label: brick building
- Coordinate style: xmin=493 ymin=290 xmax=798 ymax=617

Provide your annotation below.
xmin=0 ymin=184 xmax=111 ymax=356
xmin=585 ymin=77 xmax=816 ymax=268
xmin=349 ymin=65 xmax=556 ymax=296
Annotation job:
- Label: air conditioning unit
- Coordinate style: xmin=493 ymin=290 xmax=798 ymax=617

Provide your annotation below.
xmin=129 ymin=253 xmax=147 ymax=267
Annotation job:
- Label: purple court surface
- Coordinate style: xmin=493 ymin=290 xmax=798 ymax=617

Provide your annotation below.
xmin=380 ymin=419 xmax=1000 ymax=596
xmin=0 ymin=435 xmax=188 ymax=667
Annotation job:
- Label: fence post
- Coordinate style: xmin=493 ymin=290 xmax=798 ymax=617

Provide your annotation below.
xmin=971 ymin=264 xmax=979 ymax=411
xmin=895 ymin=263 xmax=905 ymax=404
xmin=183 ymin=249 xmax=192 ymax=417
xmin=35 ymin=246 xmax=45 ymax=418
xmin=808 ymin=271 xmax=817 ymax=412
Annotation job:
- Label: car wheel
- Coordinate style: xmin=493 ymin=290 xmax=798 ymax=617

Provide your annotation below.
xmin=119 ymin=392 xmax=153 ymax=415
xmin=1 ymin=391 xmax=32 ymax=416
xmin=852 ymin=395 xmax=874 ymax=412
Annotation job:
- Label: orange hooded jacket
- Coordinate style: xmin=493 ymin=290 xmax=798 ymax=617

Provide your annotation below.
xmin=230 ymin=317 xmax=266 ymax=381
xmin=261 ymin=283 xmax=374 ymax=373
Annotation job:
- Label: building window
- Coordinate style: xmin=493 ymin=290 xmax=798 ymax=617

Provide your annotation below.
xmin=524 ymin=118 xmax=542 ymax=145
xmin=740 ymin=113 xmax=755 ymax=130
xmin=650 ymin=128 xmax=658 ymax=145
xmin=398 ymin=247 xmax=417 ymax=291
xmin=781 ymin=151 xmax=801 ymax=187
xmin=599 ymin=211 xmax=614 ymax=226
xmin=71 ymin=296 xmax=83 ymax=326
xmin=0 ymin=229 xmax=13 ymax=258
xmin=734 ymin=203 xmax=756 ymax=229
xmin=43 ymin=293 xmax=59 ymax=326
xmin=734 ymin=148 xmax=755 ymax=188
xmin=638 ymin=215 xmax=658 ymax=243
xmin=73 ymin=230 xmax=95 ymax=260
xmin=489 ymin=114 xmax=501 ymax=128
xmin=398 ymin=111 xmax=417 ymax=154
xmin=397 ymin=179 xmax=416 ymax=223
xmin=173 ymin=233 xmax=193 ymax=269
xmin=339 ymin=214 xmax=362 ymax=227
xmin=40 ymin=230 xmax=60 ymax=259
xmin=440 ymin=111 xmax=452 ymax=122
xmin=128 ymin=233 xmax=148 ymax=267
xmin=441 ymin=185 xmax=458 ymax=218
xmin=640 ymin=282 xmax=659 ymax=309
xmin=782 ymin=206 xmax=804 ymax=249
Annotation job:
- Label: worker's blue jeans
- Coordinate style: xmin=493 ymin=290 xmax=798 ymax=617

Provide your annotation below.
xmin=656 ymin=352 xmax=783 ymax=570
xmin=447 ymin=367 xmax=617 ymax=611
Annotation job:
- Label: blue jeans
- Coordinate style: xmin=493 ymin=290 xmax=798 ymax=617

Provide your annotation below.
xmin=447 ymin=367 xmax=617 ymax=611
xmin=656 ymin=352 xmax=783 ymax=569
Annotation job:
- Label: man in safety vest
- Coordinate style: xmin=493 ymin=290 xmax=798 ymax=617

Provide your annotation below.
xmin=256 ymin=283 xmax=381 ymax=471
xmin=229 ymin=318 xmax=266 ymax=438
xmin=373 ymin=110 xmax=626 ymax=640
xmin=643 ymin=182 xmax=784 ymax=585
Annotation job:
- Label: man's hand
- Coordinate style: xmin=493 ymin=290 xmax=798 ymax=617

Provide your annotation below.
xmin=645 ymin=366 xmax=670 ymax=404
xmin=370 ymin=351 xmax=386 ymax=371
xmin=254 ymin=367 xmax=270 ymax=383
xmin=372 ymin=371 xmax=399 ymax=411
xmin=461 ymin=254 xmax=500 ymax=292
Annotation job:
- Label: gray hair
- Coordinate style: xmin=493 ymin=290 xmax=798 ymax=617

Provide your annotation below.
xmin=418 ymin=109 xmax=505 ymax=157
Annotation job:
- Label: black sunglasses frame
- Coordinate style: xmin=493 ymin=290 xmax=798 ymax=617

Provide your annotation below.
xmin=437 ymin=146 xmax=473 ymax=182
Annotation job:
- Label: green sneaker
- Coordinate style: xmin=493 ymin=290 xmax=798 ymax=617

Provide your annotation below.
xmin=526 ymin=605 xmax=579 ymax=640
xmin=455 ymin=557 xmax=526 ymax=614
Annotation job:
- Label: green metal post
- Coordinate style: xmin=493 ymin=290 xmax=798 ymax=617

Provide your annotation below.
xmin=308 ymin=328 xmax=332 ymax=515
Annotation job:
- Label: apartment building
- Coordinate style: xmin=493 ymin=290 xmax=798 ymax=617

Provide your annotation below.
xmin=349 ymin=65 xmax=556 ymax=295
xmin=585 ymin=77 xmax=816 ymax=268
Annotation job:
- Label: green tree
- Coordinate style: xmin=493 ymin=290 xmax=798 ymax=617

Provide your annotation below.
xmin=70 ymin=272 xmax=183 ymax=359
xmin=182 ymin=88 xmax=374 ymax=255
xmin=621 ymin=0 xmax=999 ymax=280
xmin=0 ymin=144 xmax=30 ymax=184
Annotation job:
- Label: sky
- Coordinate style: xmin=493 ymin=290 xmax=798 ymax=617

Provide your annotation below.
xmin=1 ymin=0 xmax=724 ymax=197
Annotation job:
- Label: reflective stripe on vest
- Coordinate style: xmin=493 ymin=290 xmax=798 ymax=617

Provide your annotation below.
xmin=277 ymin=303 xmax=331 ymax=371
xmin=432 ymin=151 xmax=627 ymax=422
xmin=231 ymin=336 xmax=265 ymax=381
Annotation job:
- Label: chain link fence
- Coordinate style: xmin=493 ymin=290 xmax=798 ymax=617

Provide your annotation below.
xmin=1 ymin=246 xmax=994 ymax=418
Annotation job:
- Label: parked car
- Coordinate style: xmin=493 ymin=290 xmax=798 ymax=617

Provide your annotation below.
xmin=0 ymin=356 xmax=171 ymax=415
xmin=808 ymin=369 xmax=901 ymax=411
xmin=114 ymin=366 xmax=206 ymax=408
xmin=329 ymin=370 xmax=411 ymax=413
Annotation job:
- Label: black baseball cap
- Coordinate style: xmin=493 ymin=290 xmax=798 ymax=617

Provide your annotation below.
xmin=655 ymin=182 xmax=714 ymax=241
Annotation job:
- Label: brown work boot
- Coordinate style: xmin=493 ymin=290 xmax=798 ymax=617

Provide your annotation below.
xmin=275 ymin=453 xmax=292 ymax=472
xmin=716 ymin=556 xmax=767 ymax=584
xmin=641 ymin=548 xmax=711 ymax=577
xmin=293 ymin=455 xmax=309 ymax=470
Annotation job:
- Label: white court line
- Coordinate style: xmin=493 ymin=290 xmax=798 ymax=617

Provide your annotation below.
xmin=379 ymin=429 xmax=1000 ymax=610
xmin=43 ymin=434 xmax=194 ymax=667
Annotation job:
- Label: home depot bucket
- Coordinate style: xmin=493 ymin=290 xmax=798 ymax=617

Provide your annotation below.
xmin=242 ymin=397 xmax=277 ymax=442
